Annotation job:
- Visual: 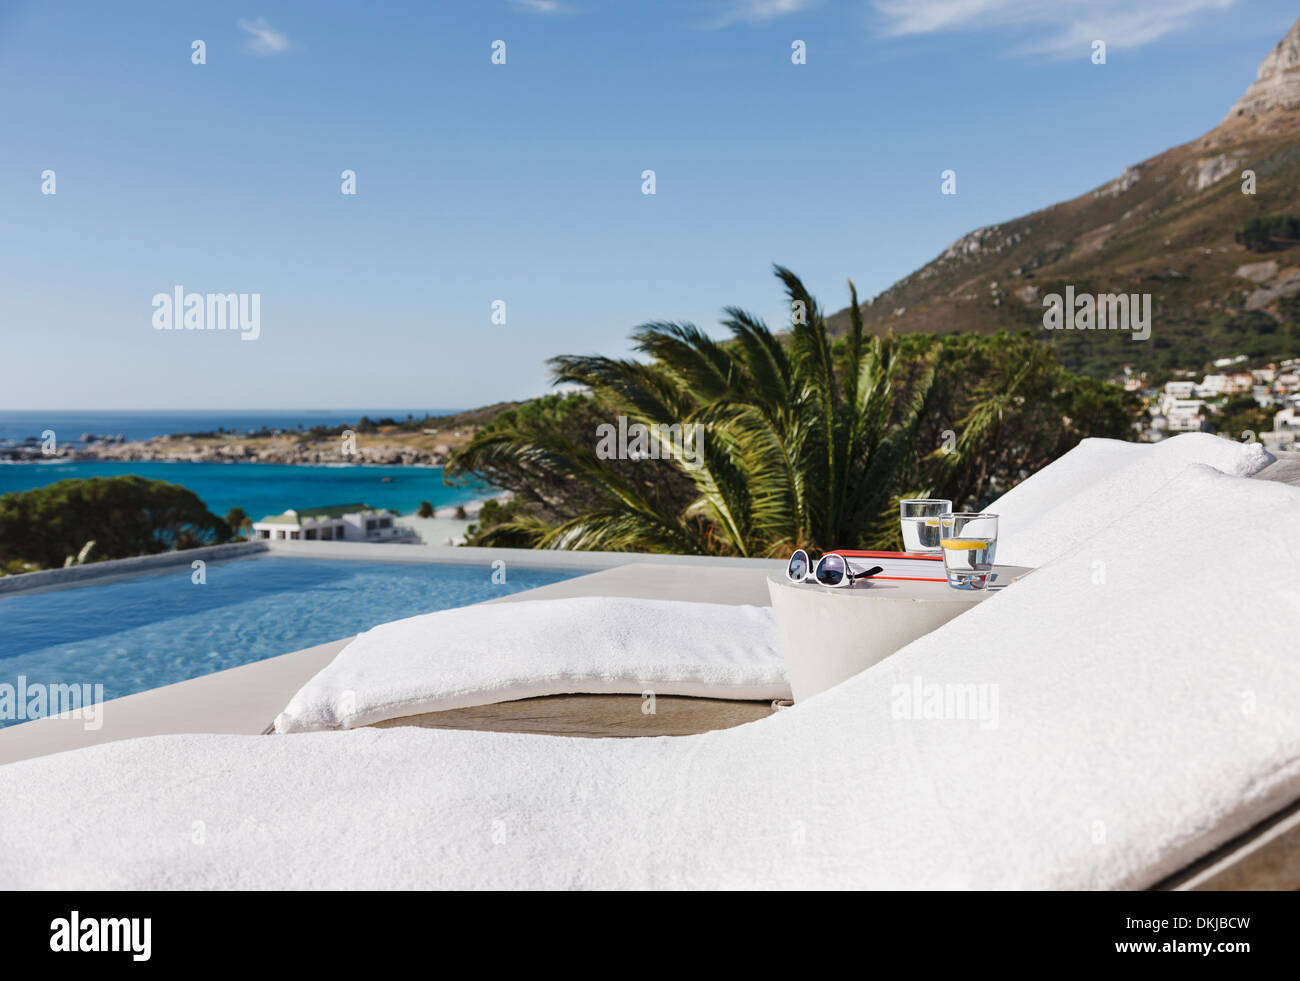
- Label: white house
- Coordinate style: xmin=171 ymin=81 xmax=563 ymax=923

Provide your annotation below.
xmin=252 ymin=503 xmax=417 ymax=543
xmin=1197 ymin=374 xmax=1229 ymax=398
xmin=1158 ymin=384 xmax=1202 ymax=418
xmin=1226 ymin=372 xmax=1254 ymax=395
xmin=1274 ymin=404 xmax=1300 ymax=433
xmin=1165 ymin=399 xmax=1207 ymax=433
xmin=1212 ymin=355 xmax=1247 ymax=368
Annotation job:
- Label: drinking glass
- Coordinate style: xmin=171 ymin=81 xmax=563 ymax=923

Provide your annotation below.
xmin=939 ymin=512 xmax=999 ymax=590
xmin=899 ymin=498 xmax=952 ymax=552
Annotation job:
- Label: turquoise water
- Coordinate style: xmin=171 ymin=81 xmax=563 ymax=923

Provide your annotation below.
xmin=0 ymin=409 xmax=460 ymax=446
xmin=0 ymin=555 xmax=580 ymax=726
xmin=0 ymin=460 xmax=488 ymax=518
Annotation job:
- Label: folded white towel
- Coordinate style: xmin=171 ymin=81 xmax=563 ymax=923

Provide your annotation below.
xmin=274 ymin=597 xmax=789 ymax=732
xmin=986 ymin=433 xmax=1273 ymax=544
xmin=1147 ymin=430 xmax=1274 ymax=475
xmin=993 ymin=455 xmax=1191 ymax=567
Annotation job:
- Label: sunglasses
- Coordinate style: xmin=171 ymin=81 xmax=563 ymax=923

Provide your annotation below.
xmin=786 ymin=549 xmax=884 ymax=588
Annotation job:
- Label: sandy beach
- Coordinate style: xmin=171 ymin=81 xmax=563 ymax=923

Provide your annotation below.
xmin=395 ymin=498 xmax=495 ymax=546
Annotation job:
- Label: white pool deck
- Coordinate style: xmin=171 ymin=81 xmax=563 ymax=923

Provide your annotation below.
xmin=0 ymin=541 xmax=780 ymax=767
xmin=1 ymin=540 xmax=1296 ymax=890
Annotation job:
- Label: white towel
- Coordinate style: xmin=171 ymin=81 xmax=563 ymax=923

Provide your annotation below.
xmin=993 ymin=455 xmax=1191 ymax=567
xmin=274 ymin=597 xmax=789 ymax=732
xmin=986 ymin=433 xmax=1273 ymax=544
xmin=3 ymin=465 xmax=1299 ymax=889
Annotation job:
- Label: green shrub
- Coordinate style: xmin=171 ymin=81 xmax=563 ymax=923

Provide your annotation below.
xmin=0 ymin=476 xmax=231 ymax=570
xmin=1236 ymin=214 xmax=1300 ymax=252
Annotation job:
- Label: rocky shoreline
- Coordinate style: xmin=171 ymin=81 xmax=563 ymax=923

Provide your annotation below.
xmin=3 ymin=433 xmax=464 ymax=467
xmin=85 ymin=442 xmax=448 ymax=466
xmin=0 ymin=404 xmax=521 ymax=468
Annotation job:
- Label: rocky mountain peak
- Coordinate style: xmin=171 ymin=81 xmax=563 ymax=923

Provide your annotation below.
xmin=1224 ymin=16 xmax=1300 ymax=120
xmin=827 ymin=13 xmax=1300 ymax=379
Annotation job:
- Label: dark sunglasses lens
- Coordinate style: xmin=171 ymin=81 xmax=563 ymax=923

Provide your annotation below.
xmin=788 ymin=551 xmax=808 ymax=580
xmin=816 ymin=555 xmax=845 ymax=585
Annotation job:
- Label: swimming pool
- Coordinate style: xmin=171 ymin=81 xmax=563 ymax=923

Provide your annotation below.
xmin=0 ymin=555 xmax=581 ymax=727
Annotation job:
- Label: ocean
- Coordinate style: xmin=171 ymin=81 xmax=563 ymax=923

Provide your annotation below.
xmin=0 ymin=409 xmax=487 ymax=518
xmin=0 ymin=460 xmax=488 ymax=520
xmin=0 ymin=409 xmax=461 ymax=447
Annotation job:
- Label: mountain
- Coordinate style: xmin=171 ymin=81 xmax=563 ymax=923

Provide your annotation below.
xmin=830 ymin=17 xmax=1300 ymax=380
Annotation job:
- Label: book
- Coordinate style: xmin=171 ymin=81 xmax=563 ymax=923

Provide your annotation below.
xmin=829 ymin=548 xmax=947 ymax=583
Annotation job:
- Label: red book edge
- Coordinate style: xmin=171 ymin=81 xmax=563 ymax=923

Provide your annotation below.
xmin=828 ymin=549 xmax=944 ymax=563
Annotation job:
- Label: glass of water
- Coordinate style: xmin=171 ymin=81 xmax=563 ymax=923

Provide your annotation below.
xmin=939 ymin=512 xmax=999 ymax=590
xmin=899 ymin=498 xmax=952 ymax=552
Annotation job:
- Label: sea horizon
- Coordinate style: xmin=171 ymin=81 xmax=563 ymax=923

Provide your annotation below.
xmin=0 ymin=408 xmax=468 ymax=448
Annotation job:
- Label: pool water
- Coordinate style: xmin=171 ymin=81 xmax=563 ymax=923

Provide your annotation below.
xmin=0 ymin=555 xmax=580 ymax=726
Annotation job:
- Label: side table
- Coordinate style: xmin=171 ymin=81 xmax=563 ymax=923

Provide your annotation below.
xmin=767 ymin=567 xmax=1031 ymax=701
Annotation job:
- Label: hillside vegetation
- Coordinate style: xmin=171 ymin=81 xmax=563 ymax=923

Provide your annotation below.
xmin=829 ymin=20 xmax=1300 ymax=380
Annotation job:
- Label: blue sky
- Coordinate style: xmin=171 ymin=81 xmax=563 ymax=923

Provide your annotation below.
xmin=1 ymin=0 xmax=1296 ymax=410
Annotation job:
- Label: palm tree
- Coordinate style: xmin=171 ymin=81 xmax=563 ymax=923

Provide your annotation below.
xmin=546 ymin=267 xmax=944 ymax=553
xmin=450 ymin=267 xmax=992 ymax=554
xmin=447 ymin=266 xmax=1136 ymax=555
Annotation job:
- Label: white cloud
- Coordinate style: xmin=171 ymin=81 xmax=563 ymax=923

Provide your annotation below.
xmin=509 ymin=0 xmax=569 ymax=13
xmin=872 ymin=0 xmax=1238 ymax=55
xmin=707 ymin=0 xmax=815 ymax=29
xmin=238 ymin=17 xmax=291 ymax=56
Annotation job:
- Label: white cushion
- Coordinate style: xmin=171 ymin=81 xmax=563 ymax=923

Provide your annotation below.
xmin=274 ymin=597 xmax=789 ymax=732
